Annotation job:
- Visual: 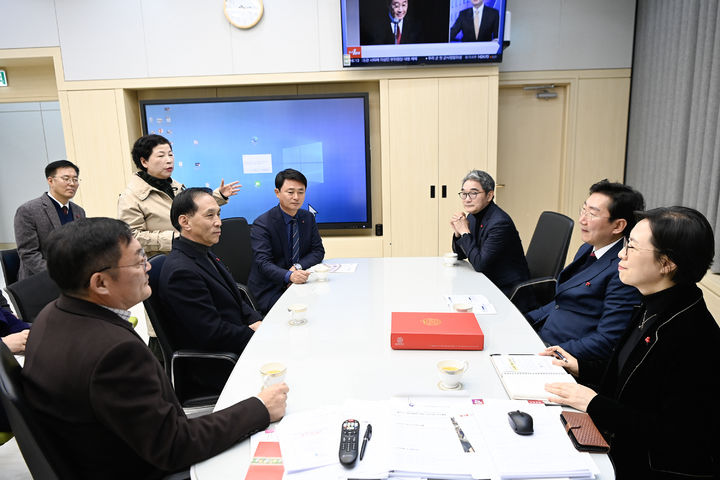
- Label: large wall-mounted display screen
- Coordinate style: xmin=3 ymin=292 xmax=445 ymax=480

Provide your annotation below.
xmin=342 ymin=0 xmax=507 ymax=67
xmin=141 ymin=94 xmax=371 ymax=229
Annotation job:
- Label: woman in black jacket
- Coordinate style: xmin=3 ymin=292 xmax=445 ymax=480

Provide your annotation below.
xmin=543 ymin=206 xmax=720 ymax=479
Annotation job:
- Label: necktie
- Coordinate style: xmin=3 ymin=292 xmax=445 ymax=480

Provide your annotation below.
xmin=474 ymin=9 xmax=480 ymax=39
xmin=291 ymin=218 xmax=300 ymax=265
xmin=395 ymin=22 xmax=401 ymax=44
xmin=62 ymin=206 xmax=68 ymax=215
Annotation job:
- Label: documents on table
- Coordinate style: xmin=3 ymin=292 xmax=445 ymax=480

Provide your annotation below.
xmin=490 ymin=354 xmax=577 ymax=402
xmin=471 ymin=399 xmax=598 ymax=480
xmin=272 ymin=397 xmax=597 ymax=480
xmin=325 ymin=263 xmax=358 ymax=273
xmin=445 ymin=294 xmax=496 ymax=314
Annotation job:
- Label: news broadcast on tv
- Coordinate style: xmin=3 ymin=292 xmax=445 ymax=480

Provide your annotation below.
xmin=342 ymin=0 xmax=508 ymax=67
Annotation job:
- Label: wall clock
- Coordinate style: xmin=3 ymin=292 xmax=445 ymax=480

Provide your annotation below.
xmin=224 ymin=0 xmax=264 ymax=29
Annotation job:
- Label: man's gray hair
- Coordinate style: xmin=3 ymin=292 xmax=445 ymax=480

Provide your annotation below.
xmin=461 ymin=170 xmax=495 ymax=192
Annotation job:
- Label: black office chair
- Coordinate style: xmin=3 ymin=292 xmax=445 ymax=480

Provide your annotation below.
xmin=212 ymin=217 xmax=259 ymax=309
xmin=0 ymin=248 xmax=20 ymax=287
xmin=144 ymin=254 xmax=238 ymax=410
xmin=510 ymin=211 xmax=574 ymax=312
xmin=0 ymin=342 xmax=77 ymax=479
xmin=5 ymin=270 xmax=60 ymax=323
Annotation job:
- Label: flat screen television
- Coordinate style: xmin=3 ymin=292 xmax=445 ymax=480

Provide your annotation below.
xmin=140 ymin=94 xmax=371 ymax=229
xmin=342 ymin=0 xmax=507 ymax=67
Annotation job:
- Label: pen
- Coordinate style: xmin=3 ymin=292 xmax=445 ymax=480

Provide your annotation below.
xmin=553 ymin=349 xmax=569 ymax=363
xmin=359 ymin=424 xmax=372 ymax=460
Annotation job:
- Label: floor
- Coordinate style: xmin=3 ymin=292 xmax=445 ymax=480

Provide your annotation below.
xmin=1 ymin=282 xmax=150 ymax=478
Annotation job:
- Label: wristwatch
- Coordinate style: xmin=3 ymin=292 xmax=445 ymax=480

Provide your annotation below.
xmin=293 ymin=263 xmax=302 ymax=270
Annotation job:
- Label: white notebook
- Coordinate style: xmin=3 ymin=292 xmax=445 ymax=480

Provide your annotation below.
xmin=490 ymin=354 xmax=576 ymax=402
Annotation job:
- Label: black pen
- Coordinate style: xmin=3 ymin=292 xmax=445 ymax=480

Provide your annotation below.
xmin=553 ymin=349 xmax=569 ymax=363
xmin=359 ymin=424 xmax=372 ymax=460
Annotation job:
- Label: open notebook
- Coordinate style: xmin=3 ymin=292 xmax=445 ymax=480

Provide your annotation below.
xmin=490 ymin=354 xmax=576 ymax=402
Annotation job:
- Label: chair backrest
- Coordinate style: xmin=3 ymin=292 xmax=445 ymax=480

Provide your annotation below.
xmin=5 ymin=270 xmax=60 ymax=323
xmin=144 ymin=254 xmax=174 ymax=377
xmin=212 ymin=217 xmax=253 ymax=285
xmin=0 ymin=248 xmax=20 ymax=286
xmin=525 ymin=211 xmax=575 ymax=280
xmin=0 ymin=343 xmax=75 ymax=479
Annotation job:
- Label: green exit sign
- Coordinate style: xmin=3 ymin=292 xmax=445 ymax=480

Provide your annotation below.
xmin=0 ymin=70 xmax=7 ymax=87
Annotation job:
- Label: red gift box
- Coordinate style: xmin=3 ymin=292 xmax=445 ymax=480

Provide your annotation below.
xmin=391 ymin=312 xmax=484 ymax=350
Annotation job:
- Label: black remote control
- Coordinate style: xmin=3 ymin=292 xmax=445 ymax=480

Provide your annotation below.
xmin=338 ymin=419 xmax=360 ymax=466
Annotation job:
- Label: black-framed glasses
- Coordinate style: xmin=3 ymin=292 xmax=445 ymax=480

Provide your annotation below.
xmin=98 ymin=251 xmax=149 ymax=272
xmin=622 ymin=237 xmax=656 ymax=256
xmin=458 ymin=190 xmax=484 ymax=200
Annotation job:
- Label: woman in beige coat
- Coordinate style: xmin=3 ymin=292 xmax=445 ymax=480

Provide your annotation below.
xmin=118 ymin=134 xmax=240 ymax=359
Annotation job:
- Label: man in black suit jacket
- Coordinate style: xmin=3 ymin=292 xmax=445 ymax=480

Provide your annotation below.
xmin=450 ymin=170 xmax=529 ymax=299
xmin=21 ymin=217 xmax=287 ymax=479
xmin=248 ymin=169 xmax=325 ymax=314
xmin=158 ymin=188 xmax=262 ymax=354
xmin=361 ymin=0 xmax=422 ymax=45
xmin=14 ymin=160 xmax=86 ymax=280
xmin=450 ymin=0 xmax=500 ymax=42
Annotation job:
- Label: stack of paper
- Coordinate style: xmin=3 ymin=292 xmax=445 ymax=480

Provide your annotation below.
xmin=273 ymin=397 xmax=597 ymax=480
xmin=471 ymin=399 xmax=597 ymax=479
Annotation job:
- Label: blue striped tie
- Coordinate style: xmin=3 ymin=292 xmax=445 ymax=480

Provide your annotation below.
xmin=291 ymin=218 xmax=300 ymax=265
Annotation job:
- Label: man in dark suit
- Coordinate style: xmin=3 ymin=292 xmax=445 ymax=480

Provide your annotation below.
xmin=21 ymin=217 xmax=288 ymax=479
xmin=158 ymin=187 xmax=262 ymax=354
xmin=13 ymin=160 xmax=86 ymax=280
xmin=450 ymin=170 xmax=529 ymax=299
xmin=525 ymin=180 xmax=645 ymax=361
xmin=248 ymin=169 xmax=325 ymax=314
xmin=450 ymin=0 xmax=500 ymax=42
xmin=361 ymin=0 xmax=422 ymax=45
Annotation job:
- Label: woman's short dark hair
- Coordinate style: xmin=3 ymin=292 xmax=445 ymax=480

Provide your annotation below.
xmin=131 ymin=134 xmax=171 ymax=171
xmin=170 ymin=187 xmax=214 ymax=231
xmin=275 ymin=169 xmax=307 ymax=189
xmin=46 ymin=218 xmax=133 ymax=294
xmin=639 ymin=206 xmax=714 ymax=284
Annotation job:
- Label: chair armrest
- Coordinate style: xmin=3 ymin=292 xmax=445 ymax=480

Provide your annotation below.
xmin=236 ymin=282 xmax=259 ymax=312
xmin=169 ymin=350 xmax=238 ymax=389
xmin=509 ymin=277 xmax=557 ymax=300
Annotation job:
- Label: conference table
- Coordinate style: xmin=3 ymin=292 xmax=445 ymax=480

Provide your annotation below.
xmin=192 ymin=257 xmax=614 ymax=479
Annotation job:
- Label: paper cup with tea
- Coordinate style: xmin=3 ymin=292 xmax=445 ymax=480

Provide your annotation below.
xmin=260 ymin=362 xmax=287 ymax=388
xmin=288 ymin=304 xmax=308 ymax=326
xmin=437 ymin=359 xmax=469 ymax=390
xmin=313 ymin=264 xmax=330 ymax=282
xmin=453 ymin=302 xmax=473 ymax=313
xmin=443 ymin=252 xmax=458 ymax=266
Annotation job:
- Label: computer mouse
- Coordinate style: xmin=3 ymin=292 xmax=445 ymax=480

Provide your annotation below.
xmin=508 ymin=410 xmax=534 ymax=435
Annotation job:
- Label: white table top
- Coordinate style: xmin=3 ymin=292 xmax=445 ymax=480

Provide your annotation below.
xmin=192 ymin=257 xmax=613 ymax=479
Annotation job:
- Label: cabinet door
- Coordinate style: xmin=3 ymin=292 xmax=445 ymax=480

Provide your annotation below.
xmin=438 ymin=76 xmax=495 ymax=253
xmin=387 ymin=78 xmax=439 ymax=257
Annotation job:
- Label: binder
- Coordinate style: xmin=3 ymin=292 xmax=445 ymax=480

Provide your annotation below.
xmin=490 ymin=353 xmax=576 ymax=401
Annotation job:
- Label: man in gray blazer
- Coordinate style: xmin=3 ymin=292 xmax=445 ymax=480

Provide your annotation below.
xmin=13 ymin=160 xmax=86 ymax=280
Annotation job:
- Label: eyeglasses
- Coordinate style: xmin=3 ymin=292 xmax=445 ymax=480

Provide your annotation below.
xmin=579 ymin=206 xmax=609 ymax=221
xmin=622 ymin=237 xmax=656 ymax=256
xmin=458 ymin=190 xmax=484 ymax=200
xmin=99 ymin=252 xmax=149 ymax=272
xmin=52 ymin=175 xmax=81 ymax=185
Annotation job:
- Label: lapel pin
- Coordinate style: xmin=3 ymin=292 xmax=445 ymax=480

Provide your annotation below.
xmin=585 ymin=281 xmax=591 ymax=286
xmin=645 ymin=336 xmax=651 ymax=344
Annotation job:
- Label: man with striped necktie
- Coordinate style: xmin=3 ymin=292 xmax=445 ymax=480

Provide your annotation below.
xmin=249 ymin=169 xmax=325 ymax=315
